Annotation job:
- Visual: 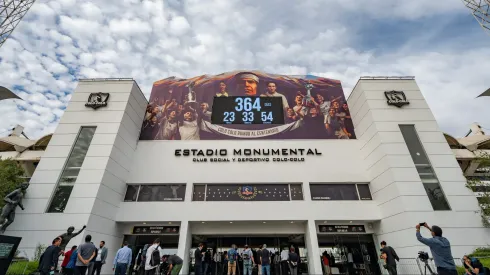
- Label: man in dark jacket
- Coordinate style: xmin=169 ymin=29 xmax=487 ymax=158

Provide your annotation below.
xmin=39 ymin=238 xmax=62 ymax=275
xmin=380 ymin=241 xmax=399 ymax=275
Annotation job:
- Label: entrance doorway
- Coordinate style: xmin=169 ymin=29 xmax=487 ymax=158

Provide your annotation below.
xmin=123 ymin=234 xmax=179 ymax=273
xmin=191 ymin=235 xmax=307 ymax=275
xmin=318 ymin=234 xmax=381 ymax=275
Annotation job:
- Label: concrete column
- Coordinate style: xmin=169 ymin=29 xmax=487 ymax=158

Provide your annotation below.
xmin=178 ymin=221 xmax=192 ymax=275
xmin=305 ymin=220 xmax=322 ymax=274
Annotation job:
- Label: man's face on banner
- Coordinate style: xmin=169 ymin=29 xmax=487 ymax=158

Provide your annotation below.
xmin=243 ymin=78 xmax=257 ymax=96
xmin=220 ymin=82 xmax=226 ymax=92
xmin=267 ymin=82 xmax=277 ymax=94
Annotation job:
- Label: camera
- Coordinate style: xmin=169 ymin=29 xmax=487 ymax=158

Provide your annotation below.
xmin=418 ymin=251 xmax=429 ymax=262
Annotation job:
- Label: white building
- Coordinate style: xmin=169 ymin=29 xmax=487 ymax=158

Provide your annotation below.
xmin=7 ymin=75 xmax=489 ymax=275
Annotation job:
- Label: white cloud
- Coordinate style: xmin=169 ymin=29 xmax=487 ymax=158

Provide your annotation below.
xmin=0 ymin=0 xmax=487 ymax=139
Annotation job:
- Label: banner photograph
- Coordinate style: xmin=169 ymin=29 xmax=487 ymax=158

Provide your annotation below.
xmin=139 ymin=71 xmax=356 ymax=140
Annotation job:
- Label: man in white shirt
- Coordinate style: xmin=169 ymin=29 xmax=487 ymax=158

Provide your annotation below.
xmin=145 ymin=238 xmax=161 ymax=275
xmin=260 ymin=81 xmax=289 ymax=110
xmin=280 ymin=248 xmax=289 ymax=275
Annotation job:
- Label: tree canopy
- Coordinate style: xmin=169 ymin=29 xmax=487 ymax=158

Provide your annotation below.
xmin=0 ymin=158 xmax=25 ymax=208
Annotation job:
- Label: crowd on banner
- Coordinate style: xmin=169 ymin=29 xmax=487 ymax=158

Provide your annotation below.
xmin=140 ymin=72 xmax=356 ymax=140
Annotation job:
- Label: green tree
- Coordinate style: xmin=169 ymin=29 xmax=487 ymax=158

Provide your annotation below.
xmin=0 ymin=158 xmax=25 ymax=208
xmin=466 ymin=152 xmax=490 ymax=227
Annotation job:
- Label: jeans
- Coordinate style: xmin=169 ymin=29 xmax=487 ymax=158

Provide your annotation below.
xmin=289 ymin=265 xmax=297 ymax=275
xmin=145 ymin=268 xmax=157 ymax=275
xmin=75 ymin=266 xmax=88 ymax=275
xmin=115 ymin=263 xmax=128 ymax=275
xmin=243 ymin=262 xmax=253 ymax=275
xmin=386 ymin=265 xmax=398 ymax=275
xmin=436 ymin=267 xmax=458 ymax=275
xmin=258 ymin=265 xmax=262 ymax=275
xmin=261 ymin=264 xmax=270 ymax=275
xmin=87 ymin=262 xmax=95 ymax=275
xmin=202 ymin=262 xmax=209 ymax=275
xmin=195 ymin=264 xmax=202 ymax=275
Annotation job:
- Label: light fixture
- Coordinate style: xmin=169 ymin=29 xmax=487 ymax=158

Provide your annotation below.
xmin=143 ymin=222 xmax=147 ymax=225
xmin=230 ymin=221 xmax=233 ymax=224
xmin=169 ymin=222 xmax=172 ymax=224
xmin=290 ymin=221 xmax=294 ymax=224
xmin=263 ymin=222 xmax=266 ymax=224
xmin=349 ymin=221 xmax=353 ymax=223
xmin=201 ymin=222 xmax=205 ymax=224
xmin=323 ymin=221 xmax=327 ymax=224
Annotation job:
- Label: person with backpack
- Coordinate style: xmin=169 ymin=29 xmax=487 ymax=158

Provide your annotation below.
xmin=145 ymin=238 xmax=161 ymax=275
xmin=242 ymin=244 xmax=255 ymax=275
xmin=260 ymin=244 xmax=271 ymax=275
xmin=226 ymin=244 xmax=238 ymax=275
xmin=463 ymin=255 xmax=486 ymax=275
xmin=380 ymin=241 xmax=399 ymax=275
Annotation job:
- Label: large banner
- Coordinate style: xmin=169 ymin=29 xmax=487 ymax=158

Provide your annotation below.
xmin=139 ymin=71 xmax=356 ymax=140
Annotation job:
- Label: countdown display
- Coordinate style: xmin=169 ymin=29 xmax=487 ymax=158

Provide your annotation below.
xmin=139 ymin=70 xmax=356 ymax=140
xmin=211 ymin=96 xmax=284 ymax=125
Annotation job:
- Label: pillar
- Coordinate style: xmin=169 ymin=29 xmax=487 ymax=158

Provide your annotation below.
xmin=305 ymin=220 xmax=322 ymax=274
xmin=178 ymin=221 xmax=192 ymax=274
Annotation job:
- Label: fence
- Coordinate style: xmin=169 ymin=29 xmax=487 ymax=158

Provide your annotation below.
xmin=378 ymin=258 xmax=444 ymax=275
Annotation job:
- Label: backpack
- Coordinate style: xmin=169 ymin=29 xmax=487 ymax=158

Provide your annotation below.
xmin=242 ymin=251 xmax=250 ymax=261
xmin=228 ymin=249 xmax=237 ymax=264
xmin=150 ymin=248 xmax=160 ymax=266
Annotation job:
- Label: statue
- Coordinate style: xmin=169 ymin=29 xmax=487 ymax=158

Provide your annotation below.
xmin=0 ymin=183 xmax=29 ymax=234
xmin=58 ymin=225 xmax=87 ymax=251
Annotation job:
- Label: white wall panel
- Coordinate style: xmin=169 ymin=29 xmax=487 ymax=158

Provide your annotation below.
xmin=63 ymin=197 xmax=96 ymax=214
xmin=35 ymin=157 xmax=66 ymax=171
xmin=47 ymin=134 xmax=77 ymax=146
xmin=29 ymin=170 xmax=62 ymax=183
xmin=86 ymin=144 xmax=114 ymax=157
xmin=20 ymin=198 xmax=49 ymax=213
xmin=91 ymin=133 xmax=117 ymax=145
xmin=59 ymin=111 xmax=125 ymax=124
xmin=25 ymin=183 xmax=56 ymax=198
xmin=42 ymin=145 xmax=72 ymax=158
xmin=70 ymin=183 xmax=100 ymax=198
xmin=80 ymin=156 xmax=110 ymax=170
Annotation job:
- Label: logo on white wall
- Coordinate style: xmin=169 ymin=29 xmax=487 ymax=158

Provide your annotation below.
xmin=384 ymin=91 xmax=409 ymax=108
xmin=85 ymin=93 xmax=110 ymax=109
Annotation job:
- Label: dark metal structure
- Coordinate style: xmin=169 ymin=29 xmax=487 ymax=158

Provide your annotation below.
xmin=0 ymin=0 xmax=37 ymax=49
xmin=0 ymin=86 xmax=20 ymax=100
xmin=462 ymin=0 xmax=490 ymax=33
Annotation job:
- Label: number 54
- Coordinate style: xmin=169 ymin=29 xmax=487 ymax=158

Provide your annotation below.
xmin=261 ymin=112 xmax=273 ymax=122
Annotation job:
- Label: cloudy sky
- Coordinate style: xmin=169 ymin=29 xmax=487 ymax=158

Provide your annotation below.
xmin=0 ymin=0 xmax=489 ymax=139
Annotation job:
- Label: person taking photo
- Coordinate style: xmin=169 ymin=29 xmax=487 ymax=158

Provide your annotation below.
xmin=463 ymin=255 xmax=486 ymax=275
xmin=416 ymin=223 xmax=457 ymax=275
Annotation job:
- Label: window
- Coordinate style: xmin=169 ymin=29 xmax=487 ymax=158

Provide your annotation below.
xmin=191 ymin=183 xmax=303 ymax=201
xmin=290 ymin=184 xmax=304 ymax=200
xmin=399 ymin=125 xmax=451 ymax=211
xmin=47 ymin=127 xmax=96 ymax=213
xmin=124 ymin=185 xmax=140 ymax=202
xmin=193 ymin=185 xmax=206 ymax=201
xmin=357 ymin=184 xmax=373 ymax=200
xmin=310 ymin=184 xmax=359 ymax=200
xmin=123 ymin=185 xmax=186 ymax=202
